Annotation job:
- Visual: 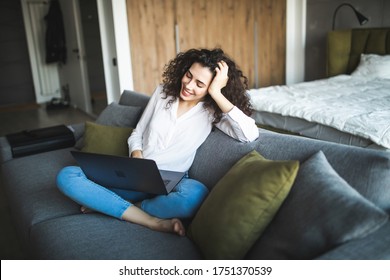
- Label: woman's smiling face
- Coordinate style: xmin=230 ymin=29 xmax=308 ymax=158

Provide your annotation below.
xmin=180 ymin=62 xmax=214 ymax=105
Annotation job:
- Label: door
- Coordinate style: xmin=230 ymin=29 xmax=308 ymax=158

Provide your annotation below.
xmin=60 ymin=0 xmax=92 ymax=114
xmin=21 ymin=0 xmax=92 ymax=114
xmin=21 ymin=0 xmax=62 ymax=103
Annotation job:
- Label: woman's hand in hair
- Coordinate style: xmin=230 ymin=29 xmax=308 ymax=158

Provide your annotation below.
xmin=208 ymin=61 xmax=229 ymax=97
xmin=207 ymin=61 xmax=234 ymax=113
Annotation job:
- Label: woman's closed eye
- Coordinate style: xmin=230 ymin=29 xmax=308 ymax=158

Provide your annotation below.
xmin=186 ymin=71 xmax=206 ymax=88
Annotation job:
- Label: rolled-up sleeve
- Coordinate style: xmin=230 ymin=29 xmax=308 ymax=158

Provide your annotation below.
xmin=215 ymin=106 xmax=259 ymax=142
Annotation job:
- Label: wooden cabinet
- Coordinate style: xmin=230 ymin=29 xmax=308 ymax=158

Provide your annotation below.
xmin=127 ymin=0 xmax=286 ymax=94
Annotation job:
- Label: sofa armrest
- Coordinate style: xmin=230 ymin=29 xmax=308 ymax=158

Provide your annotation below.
xmin=0 ymin=124 xmax=84 ymax=163
xmin=315 ymin=221 xmax=390 ymax=260
xmin=67 ymin=123 xmax=85 ymax=143
xmin=0 ymin=136 xmax=13 ymax=163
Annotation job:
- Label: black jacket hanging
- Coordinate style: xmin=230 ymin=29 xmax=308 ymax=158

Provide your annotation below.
xmin=45 ymin=0 xmax=67 ymax=64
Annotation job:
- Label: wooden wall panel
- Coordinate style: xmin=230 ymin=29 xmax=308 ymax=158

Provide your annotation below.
xmin=127 ymin=0 xmax=286 ymax=93
xmin=256 ymin=0 xmax=272 ymax=87
xmin=127 ymin=0 xmax=176 ymax=94
xmin=270 ymin=0 xmax=286 ymax=86
xmin=255 ymin=0 xmax=286 ymax=87
xmin=176 ymin=0 xmax=256 ymax=88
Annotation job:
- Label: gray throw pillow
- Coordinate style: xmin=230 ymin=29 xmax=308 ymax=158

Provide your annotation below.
xmin=246 ymin=151 xmax=389 ymax=260
xmin=75 ymin=102 xmax=141 ymax=150
xmin=96 ymin=102 xmax=142 ymax=127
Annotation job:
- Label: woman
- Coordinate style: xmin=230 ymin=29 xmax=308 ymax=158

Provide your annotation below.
xmin=57 ymin=48 xmax=259 ymax=236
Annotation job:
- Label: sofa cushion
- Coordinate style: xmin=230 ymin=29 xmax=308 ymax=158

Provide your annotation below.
xmin=30 ymin=214 xmax=201 ymax=260
xmin=190 ymin=129 xmax=390 ymax=213
xmin=315 ymin=221 xmax=390 ymax=260
xmin=189 ymin=129 xmax=257 ymax=191
xmin=187 ymin=150 xmax=299 ymax=259
xmin=0 ymin=136 xmax=13 ymax=162
xmin=96 ymin=102 xmax=142 ymax=128
xmin=1 ymin=148 xmax=78 ymax=245
xmin=119 ymin=90 xmax=150 ymax=109
xmin=246 ymin=151 xmax=389 ymax=260
xmin=81 ymin=121 xmax=133 ymax=156
xmin=253 ymin=131 xmax=390 ymax=213
xmin=75 ymin=102 xmax=141 ymax=149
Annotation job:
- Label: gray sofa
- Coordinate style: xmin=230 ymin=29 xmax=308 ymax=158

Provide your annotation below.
xmin=1 ymin=90 xmax=389 ymax=260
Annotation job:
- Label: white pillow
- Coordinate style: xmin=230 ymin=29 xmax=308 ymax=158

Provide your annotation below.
xmin=351 ymin=54 xmax=390 ymax=79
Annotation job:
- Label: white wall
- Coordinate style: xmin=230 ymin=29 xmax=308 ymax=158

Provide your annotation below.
xmin=97 ymin=0 xmax=120 ymax=103
xmin=111 ymin=0 xmax=133 ymax=95
xmin=286 ymin=0 xmax=307 ymax=85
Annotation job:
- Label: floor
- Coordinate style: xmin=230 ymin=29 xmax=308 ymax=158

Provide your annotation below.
xmin=0 ymin=104 xmax=96 ymax=136
xmin=0 ymin=102 xmax=98 ymax=259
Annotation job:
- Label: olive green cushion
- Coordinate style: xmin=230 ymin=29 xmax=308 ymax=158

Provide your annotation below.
xmin=246 ymin=151 xmax=389 ymax=260
xmin=187 ymin=150 xmax=299 ymax=259
xmin=327 ymin=30 xmax=352 ymax=77
xmin=327 ymin=28 xmax=390 ymax=77
xmin=81 ymin=121 xmax=133 ymax=157
xmin=75 ymin=103 xmax=141 ymax=149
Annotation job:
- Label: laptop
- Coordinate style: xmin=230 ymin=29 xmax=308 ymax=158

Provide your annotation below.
xmin=70 ymin=151 xmax=185 ymax=195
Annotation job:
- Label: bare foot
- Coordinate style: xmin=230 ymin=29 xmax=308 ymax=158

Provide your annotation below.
xmin=121 ymin=206 xmax=186 ymax=236
xmin=153 ymin=218 xmax=186 ymax=236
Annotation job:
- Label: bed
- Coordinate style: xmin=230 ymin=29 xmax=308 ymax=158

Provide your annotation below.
xmin=248 ymin=28 xmax=390 ymax=150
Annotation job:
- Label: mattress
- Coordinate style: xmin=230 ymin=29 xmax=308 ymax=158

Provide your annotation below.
xmin=249 ymin=75 xmax=390 ymax=150
xmin=251 ymin=111 xmax=386 ymax=150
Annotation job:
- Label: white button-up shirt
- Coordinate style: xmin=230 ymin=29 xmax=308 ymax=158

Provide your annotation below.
xmin=128 ymin=85 xmax=259 ymax=172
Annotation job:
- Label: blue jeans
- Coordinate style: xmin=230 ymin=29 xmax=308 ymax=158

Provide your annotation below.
xmin=56 ymin=166 xmax=209 ymax=220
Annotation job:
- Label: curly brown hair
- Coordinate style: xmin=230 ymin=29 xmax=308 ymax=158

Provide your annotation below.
xmin=161 ymin=48 xmax=253 ymax=125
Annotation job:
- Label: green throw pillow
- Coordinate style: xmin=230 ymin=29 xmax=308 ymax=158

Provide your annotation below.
xmin=246 ymin=151 xmax=389 ymax=260
xmin=81 ymin=121 xmax=133 ymax=157
xmin=187 ymin=150 xmax=299 ymax=259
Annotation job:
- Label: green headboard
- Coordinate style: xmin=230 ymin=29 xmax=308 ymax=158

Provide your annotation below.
xmin=327 ymin=28 xmax=390 ymax=77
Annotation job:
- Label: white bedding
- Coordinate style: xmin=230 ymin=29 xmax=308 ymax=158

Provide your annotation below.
xmin=248 ymin=75 xmax=390 ymax=149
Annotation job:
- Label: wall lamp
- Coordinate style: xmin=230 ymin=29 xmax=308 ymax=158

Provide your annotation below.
xmin=332 ymin=3 xmax=369 ymax=30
